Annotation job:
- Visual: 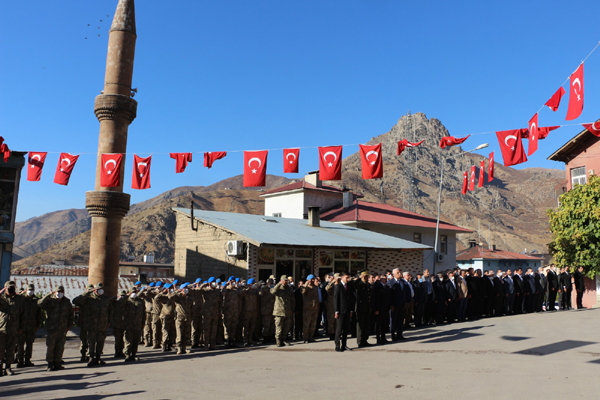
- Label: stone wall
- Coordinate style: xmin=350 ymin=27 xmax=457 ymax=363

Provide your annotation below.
xmin=366 ymin=249 xmax=424 ymax=276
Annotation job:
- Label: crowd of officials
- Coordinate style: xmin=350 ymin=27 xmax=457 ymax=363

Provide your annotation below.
xmin=0 ymin=263 xmax=588 ymax=375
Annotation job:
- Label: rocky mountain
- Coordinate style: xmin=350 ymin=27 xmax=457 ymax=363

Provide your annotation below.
xmin=12 ymin=113 xmax=563 ymax=269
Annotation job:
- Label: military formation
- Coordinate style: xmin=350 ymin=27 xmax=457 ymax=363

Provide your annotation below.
xmin=0 ymin=264 xmax=585 ymax=374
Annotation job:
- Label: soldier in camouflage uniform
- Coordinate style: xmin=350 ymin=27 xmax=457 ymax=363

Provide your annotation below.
xmin=38 ymin=286 xmax=73 ymax=372
xmin=85 ymin=282 xmax=113 ymax=367
xmin=156 ymin=284 xmax=176 ymax=352
xmin=221 ymin=277 xmax=240 ymax=348
xmin=170 ymin=283 xmax=193 ymax=354
xmin=141 ymin=282 xmax=155 ymax=347
xmin=16 ymin=283 xmax=41 ymax=368
xmin=111 ymin=290 xmax=128 ymax=358
xmin=124 ymin=288 xmax=145 ymax=362
xmin=201 ymin=277 xmax=222 ymax=350
xmin=0 ymin=281 xmax=24 ymax=376
xmin=150 ymin=282 xmax=164 ymax=348
xmin=72 ymin=284 xmax=94 ymax=362
xmin=271 ymin=275 xmax=295 ymax=347
xmin=240 ymin=278 xmax=260 ymax=347
xmin=301 ymin=274 xmax=320 ymax=343
xmin=259 ymin=279 xmax=276 ymax=343
xmin=325 ymin=274 xmax=340 ymax=340
xmin=189 ymin=279 xmax=203 ymax=348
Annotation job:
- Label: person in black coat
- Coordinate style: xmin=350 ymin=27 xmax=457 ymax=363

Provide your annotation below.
xmin=443 ymin=273 xmax=457 ymax=323
xmin=466 ymin=268 xmax=478 ymax=320
xmin=432 ymin=273 xmax=447 ymax=324
xmin=503 ymin=269 xmax=515 ymax=315
xmin=546 ymin=265 xmax=559 ymax=311
xmin=483 ymin=271 xmax=495 ymax=317
xmin=474 ymin=270 xmax=485 ymax=319
xmin=294 ymin=282 xmax=304 ymax=340
xmin=334 ymin=272 xmax=355 ymax=352
xmin=534 ymin=268 xmax=546 ymax=312
xmin=387 ymin=268 xmax=406 ymax=341
xmin=560 ymin=267 xmax=572 ymax=310
xmin=373 ymin=277 xmax=391 ymax=344
xmin=574 ymin=266 xmax=586 ymax=309
xmin=412 ymin=275 xmax=426 ymax=327
xmin=493 ymin=270 xmax=505 ymax=317
xmin=523 ymin=268 xmax=536 ymax=313
xmin=513 ymin=268 xmax=525 ymax=314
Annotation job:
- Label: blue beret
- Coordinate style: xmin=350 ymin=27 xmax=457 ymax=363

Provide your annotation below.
xmin=194 ymin=278 xmax=202 ymax=284
xmin=208 ymin=277 xmax=215 ymax=283
xmin=248 ymin=278 xmax=255 ymax=284
xmin=164 ymin=284 xmax=172 ymax=289
xmin=306 ymin=274 xmax=315 ymax=280
xmin=235 ymin=278 xmax=240 ymax=282
xmin=181 ymin=283 xmax=188 ymax=289
xmin=135 ymin=281 xmax=141 ymax=285
xmin=173 ymin=280 xmax=178 ymax=286
xmin=228 ymin=276 xmax=235 ymax=282
xmin=156 ymin=281 xmax=163 ymax=287
xmin=216 ymin=279 xmax=221 ymax=284
xmin=221 ymin=282 xmax=226 ymax=287
xmin=149 ymin=282 xmax=155 ymax=287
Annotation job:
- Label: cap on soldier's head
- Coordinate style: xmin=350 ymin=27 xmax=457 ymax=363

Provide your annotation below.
xmin=208 ymin=277 xmax=215 ymax=283
xmin=4 ymin=280 xmax=16 ymax=288
xmin=360 ymin=270 xmax=370 ymax=276
xmin=149 ymin=282 xmax=155 ymax=287
xmin=280 ymin=275 xmax=288 ymax=281
xmin=194 ymin=278 xmax=202 ymax=284
xmin=95 ymin=282 xmax=104 ymax=289
xmin=269 ymin=275 xmax=276 ymax=280
xmin=87 ymin=284 xmax=94 ymax=290
xmin=56 ymin=285 xmax=65 ymax=292
xmin=235 ymin=278 xmax=240 ymax=283
xmin=258 ymin=280 xmax=265 ymax=285
xmin=228 ymin=276 xmax=235 ymax=282
xmin=164 ymin=283 xmax=172 ymax=289
xmin=156 ymin=281 xmax=164 ymax=287
xmin=27 ymin=283 xmax=35 ymax=290
xmin=216 ymin=278 xmax=221 ymax=284
xmin=135 ymin=281 xmax=141 ymax=286
xmin=306 ymin=274 xmax=315 ymax=281
xmin=120 ymin=290 xmax=127 ymax=296
xmin=248 ymin=278 xmax=255 ymax=284
xmin=334 ymin=273 xmax=341 ymax=279
xmin=173 ymin=280 xmax=179 ymax=286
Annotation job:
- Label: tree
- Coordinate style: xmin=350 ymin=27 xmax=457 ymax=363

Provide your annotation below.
xmin=547 ymin=174 xmax=600 ymax=277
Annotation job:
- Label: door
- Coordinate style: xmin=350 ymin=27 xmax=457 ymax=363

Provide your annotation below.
xmin=276 ymin=260 xmax=293 ymax=282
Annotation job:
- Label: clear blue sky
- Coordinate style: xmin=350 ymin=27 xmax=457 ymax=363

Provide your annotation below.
xmin=2 ymin=0 xmax=599 ymax=222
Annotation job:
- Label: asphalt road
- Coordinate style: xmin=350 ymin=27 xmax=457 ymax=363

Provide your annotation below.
xmin=1 ymin=308 xmax=599 ymax=399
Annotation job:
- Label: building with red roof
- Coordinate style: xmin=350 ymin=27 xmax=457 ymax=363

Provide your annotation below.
xmin=456 ymin=245 xmax=543 ymax=272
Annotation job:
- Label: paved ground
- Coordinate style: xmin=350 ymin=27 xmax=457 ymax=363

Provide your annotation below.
xmin=1 ymin=308 xmax=600 ymax=399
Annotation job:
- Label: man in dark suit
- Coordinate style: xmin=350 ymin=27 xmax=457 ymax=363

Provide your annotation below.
xmin=474 ymin=270 xmax=485 ymax=319
xmin=443 ymin=272 xmax=457 ymax=323
xmin=354 ymin=271 xmax=372 ymax=347
xmin=534 ymin=267 xmax=547 ymax=312
xmin=412 ymin=275 xmax=426 ymax=328
xmin=334 ymin=272 xmax=354 ymax=352
xmin=466 ymin=268 xmax=478 ymax=320
xmin=387 ymin=268 xmax=406 ymax=341
xmin=513 ymin=268 xmax=525 ymax=314
xmin=493 ymin=269 xmax=505 ymax=317
xmin=546 ymin=265 xmax=559 ymax=311
xmin=293 ymin=282 xmax=304 ymax=340
xmin=503 ymin=269 xmax=515 ymax=315
xmin=523 ymin=268 xmax=536 ymax=313
xmin=574 ymin=266 xmax=586 ymax=309
xmin=422 ymin=269 xmax=434 ymax=325
xmin=432 ymin=273 xmax=447 ymax=324
xmin=482 ymin=270 xmax=495 ymax=317
xmin=560 ymin=267 xmax=572 ymax=310
xmin=373 ymin=275 xmax=391 ymax=344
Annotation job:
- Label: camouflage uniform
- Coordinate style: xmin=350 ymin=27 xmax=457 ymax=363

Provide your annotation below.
xmin=124 ymin=295 xmax=145 ymax=361
xmin=140 ymin=289 xmax=154 ymax=347
xmin=150 ymin=289 xmax=163 ymax=348
xmin=111 ymin=295 xmax=128 ymax=357
xmin=271 ymin=282 xmax=295 ymax=346
xmin=0 ymin=286 xmax=24 ymax=375
xmin=156 ymin=291 xmax=175 ymax=351
xmin=301 ymin=282 xmax=320 ymax=341
xmin=240 ymin=286 xmax=259 ymax=345
xmin=16 ymin=292 xmax=41 ymax=367
xmin=170 ymin=291 xmax=193 ymax=354
xmin=86 ymin=290 xmax=113 ymax=365
xmin=222 ymin=285 xmax=240 ymax=346
xmin=259 ymin=285 xmax=275 ymax=342
xmin=72 ymin=287 xmax=92 ymax=361
xmin=201 ymin=284 xmax=222 ymax=350
xmin=38 ymin=291 xmax=73 ymax=370
xmin=189 ymin=287 xmax=203 ymax=347
xmin=325 ymin=280 xmax=336 ymax=337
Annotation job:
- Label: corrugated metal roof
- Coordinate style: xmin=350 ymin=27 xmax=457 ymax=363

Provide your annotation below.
xmin=260 ymin=180 xmax=363 ymax=197
xmin=14 ymin=265 xmax=89 ymax=276
xmin=173 ymin=208 xmax=431 ymax=250
xmin=321 ymin=201 xmax=472 ymax=233
xmin=456 ymin=246 xmax=541 ymax=261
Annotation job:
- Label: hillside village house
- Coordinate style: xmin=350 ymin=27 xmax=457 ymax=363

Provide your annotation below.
xmin=456 ymin=245 xmax=543 ymax=271
xmin=173 ymin=208 xmax=431 ymax=283
xmin=261 ymin=172 xmax=471 ymax=272
xmin=548 ymin=124 xmax=600 ymax=307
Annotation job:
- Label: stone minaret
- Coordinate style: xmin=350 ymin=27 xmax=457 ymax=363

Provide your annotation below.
xmin=86 ymin=0 xmax=137 ymax=296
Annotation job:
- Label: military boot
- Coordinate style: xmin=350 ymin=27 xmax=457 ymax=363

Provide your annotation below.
xmin=5 ymin=365 xmax=14 ymax=376
xmin=87 ymin=358 xmax=98 ymax=367
xmin=47 ymin=362 xmax=55 ymax=372
xmin=16 ymin=357 xmax=25 ymax=368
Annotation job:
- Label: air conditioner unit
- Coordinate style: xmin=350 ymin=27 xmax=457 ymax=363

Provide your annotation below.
xmin=437 ymin=253 xmax=444 ymax=263
xmin=226 ymin=240 xmax=244 ymax=257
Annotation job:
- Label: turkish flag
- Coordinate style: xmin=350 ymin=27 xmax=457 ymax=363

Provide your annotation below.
xmin=462 ymin=171 xmax=468 ymax=195
xmin=359 ymin=143 xmax=383 ymax=180
xmin=440 ymin=135 xmax=470 ymax=149
xmin=582 ymin=122 xmax=600 ymax=137
xmin=100 ymin=153 xmax=123 ymax=188
xmin=132 ymin=154 xmax=151 ymax=190
xmin=397 ymin=139 xmax=425 ymax=155
xmin=496 ymin=129 xmax=528 ymax=167
xmin=53 ymin=153 xmax=80 ymax=186
xmin=243 ymin=150 xmax=268 ymax=187
xmin=170 ymin=153 xmax=192 ymax=173
xmin=469 ymin=165 xmax=476 ymax=191
xmin=27 ymin=151 xmax=47 ymax=181
xmin=478 ymin=160 xmax=485 ymax=188
xmin=527 ymin=113 xmax=539 ymax=156
xmin=203 ymin=152 xmax=227 ymax=169
xmin=283 ymin=148 xmax=299 ymax=173
xmin=538 ymin=126 xmax=560 ymax=140
xmin=488 ymin=152 xmax=494 ymax=182
xmin=566 ymin=63 xmax=584 ymax=121
xmin=318 ymin=146 xmax=342 ymax=181
xmin=0 ymin=144 xmax=9 ymax=162
xmin=545 ymin=87 xmax=566 ymax=112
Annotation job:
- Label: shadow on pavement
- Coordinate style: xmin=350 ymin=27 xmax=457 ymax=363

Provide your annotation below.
xmin=412 ymin=326 xmax=490 ymax=344
xmin=501 ymin=336 xmax=530 ymax=341
xmin=514 ymin=340 xmax=596 ymax=356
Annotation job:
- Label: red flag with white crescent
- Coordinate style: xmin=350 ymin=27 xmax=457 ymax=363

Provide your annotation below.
xmin=203 ymin=151 xmax=227 ymax=169
xmin=100 ymin=153 xmax=123 ymax=188
xmin=469 ymin=165 xmax=476 ymax=191
xmin=440 ymin=135 xmax=470 ymax=149
xmin=53 ymin=153 xmax=80 ymax=186
xmin=318 ymin=146 xmax=342 ymax=181
xmin=566 ymin=64 xmax=584 ymax=121
xmin=545 ymin=87 xmax=566 ymax=112
xmin=397 ymin=139 xmax=425 ymax=155
xmin=243 ymin=150 xmax=268 ymax=187
xmin=538 ymin=126 xmax=560 ymax=140
xmin=359 ymin=143 xmax=383 ymax=180
xmin=170 ymin=153 xmax=192 ymax=173
xmin=462 ymin=171 xmax=468 ymax=195
xmin=488 ymin=152 xmax=494 ymax=182
xmin=527 ymin=113 xmax=539 ymax=156
xmin=478 ymin=160 xmax=485 ymax=188
xmin=496 ymin=129 xmax=528 ymax=167
xmin=27 ymin=151 xmax=47 ymax=182
xmin=582 ymin=122 xmax=600 ymax=137
xmin=132 ymin=154 xmax=152 ymax=190
xmin=283 ymin=148 xmax=299 ymax=173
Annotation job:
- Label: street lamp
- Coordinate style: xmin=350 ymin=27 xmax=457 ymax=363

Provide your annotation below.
xmin=432 ymin=143 xmax=489 ymax=274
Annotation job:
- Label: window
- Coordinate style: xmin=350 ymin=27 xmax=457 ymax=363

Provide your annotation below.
xmin=272 ymin=212 xmax=282 ymax=218
xmin=413 ymin=233 xmax=421 ymax=243
xmin=571 ymin=166 xmax=587 ymax=187
xmin=0 ymin=167 xmax=17 ymax=232
xmin=440 ymin=235 xmax=448 ymax=255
